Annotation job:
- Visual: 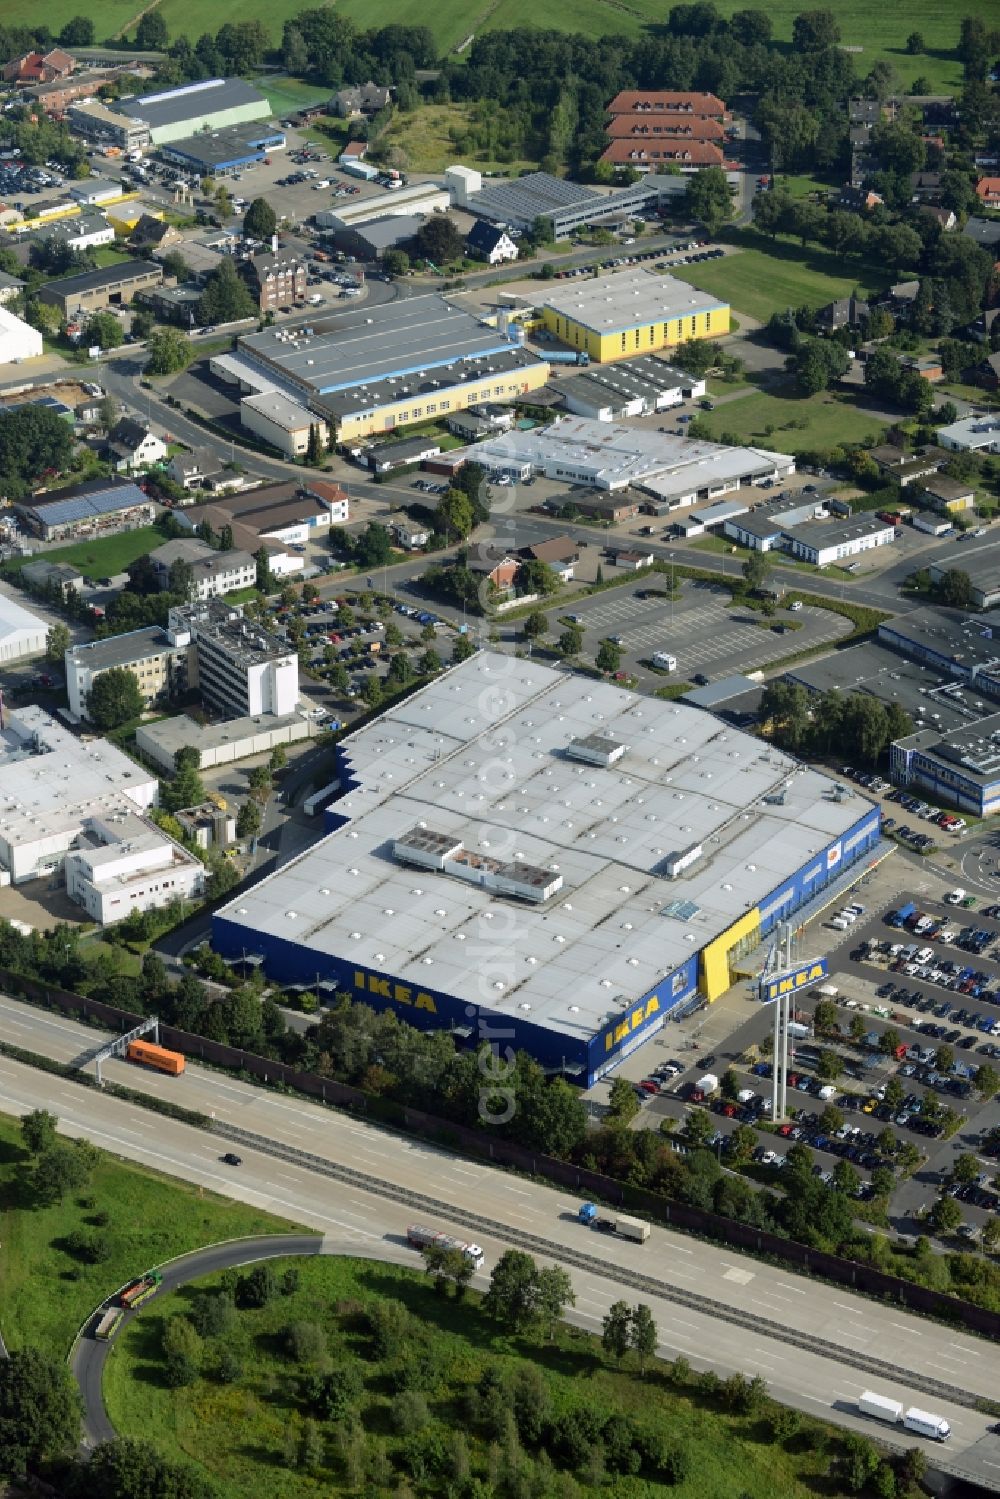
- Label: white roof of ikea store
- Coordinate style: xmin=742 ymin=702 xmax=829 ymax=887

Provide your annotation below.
xmin=542 ymin=268 xmax=727 ymax=333
xmin=217 ymin=653 xmax=867 ymax=1045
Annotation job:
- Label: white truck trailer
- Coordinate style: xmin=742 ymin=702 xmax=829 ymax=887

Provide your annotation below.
xmin=858 ymin=1393 xmax=950 ymax=1440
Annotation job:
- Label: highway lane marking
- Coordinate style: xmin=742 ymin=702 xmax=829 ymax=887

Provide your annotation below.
xmin=775 ymin=1282 xmax=807 ymax=1294
xmin=833 ymin=1302 xmax=865 ymax=1314
xmin=935 ymin=1353 xmax=967 ymax=1364
xmin=890 ymin=1323 xmax=922 ymax=1335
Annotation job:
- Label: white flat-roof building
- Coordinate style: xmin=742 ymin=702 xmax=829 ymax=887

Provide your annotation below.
xmin=0 ymin=588 xmax=48 ymax=662
xmin=467 ymin=416 xmax=794 ymax=504
xmin=0 ymin=705 xmax=158 ymax=885
xmin=935 ymin=415 xmax=1000 ymax=455
xmin=64 ymin=810 xmax=204 ymax=924
xmin=212 ymin=653 xmax=881 ymax=1085
xmin=240 ymin=390 xmax=327 ymax=459
xmin=136 ymin=709 xmax=312 ymax=772
xmin=0 ymin=304 xmax=43 ymax=366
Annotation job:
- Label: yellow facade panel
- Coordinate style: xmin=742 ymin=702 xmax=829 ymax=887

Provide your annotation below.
xmin=336 ymin=360 xmax=551 ymax=443
xmin=543 ymin=301 xmax=729 ymax=365
xmin=699 ymin=906 xmax=761 ymax=1002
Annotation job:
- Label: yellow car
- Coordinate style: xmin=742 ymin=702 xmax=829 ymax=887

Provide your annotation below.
xmin=861 ymin=1097 xmax=878 ymax=1114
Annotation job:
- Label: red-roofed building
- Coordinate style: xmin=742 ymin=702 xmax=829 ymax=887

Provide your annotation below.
xmin=3 ymin=48 xmax=75 ymax=84
xmin=599 ymin=139 xmax=724 ymax=171
xmin=976 ymin=177 xmax=1000 ymax=208
xmin=606 ymin=90 xmax=725 ymax=118
xmin=339 ymin=140 xmax=368 ymax=162
xmin=606 ymin=114 xmax=724 ymax=140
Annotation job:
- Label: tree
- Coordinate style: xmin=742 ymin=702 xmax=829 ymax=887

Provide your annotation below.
xmin=420 ymin=648 xmax=441 ymax=676
xmin=136 ymin=10 xmax=168 ymax=47
xmin=522 ymin=609 xmax=548 ymax=641
xmin=938 ymin=569 xmax=973 ymax=608
xmin=536 ymin=1265 xmax=574 ymax=1340
xmin=130 ymin=308 xmax=154 ymax=341
xmin=482 ymin=1250 xmax=541 ymax=1330
xmin=0 ymin=1349 xmax=81 ymax=1476
xmin=813 ymin=999 xmax=838 ymax=1034
xmin=558 ymin=624 xmax=583 ymax=657
xmin=817 ymin=1049 xmax=842 ymax=1082
xmin=87 ymin=667 xmax=143 ymax=729
xmin=196 ymin=258 xmax=257 ymax=325
xmin=935 ymin=1044 xmax=954 ymax=1074
xmin=452 ymin=635 xmax=475 ymax=664
xmin=21 ymin=1108 xmax=58 ymax=1155
xmin=145 ymin=327 xmax=191 ymax=375
xmin=630 ymin=1303 xmax=657 ymax=1375
xmin=162 ymin=1315 xmax=201 ymax=1387
xmin=45 ymin=621 xmax=70 ymax=663
xmin=952 ymin=1153 xmax=980 ymax=1186
xmin=928 ymin=1193 xmax=962 ymax=1237
xmin=682 ymin=1106 xmax=713 ymax=1149
xmin=760 ymin=679 xmax=810 ymax=750
xmin=244 ymin=197 xmax=277 ymax=241
xmin=741 ymin=550 xmax=771 ymax=594
xmin=168 ymin=557 xmax=194 ymax=599
xmin=878 ymin=1027 xmax=900 ymax=1056
xmin=596 ymin=639 xmax=621 ymax=675
xmin=730 ymin=8 xmax=772 ymax=44
xmin=84 ymin=311 xmax=124 ymax=351
xmin=905 ymin=30 xmax=924 ymax=52
xmin=422 ymin=1243 xmax=475 ymax=1297
xmin=728 ymin=1124 xmax=758 ymax=1166
xmin=82 ymin=1438 xmax=217 ymax=1499
xmin=60 ymin=15 xmax=95 ymax=44
xmin=685 ymin=166 xmax=733 ymax=234
xmin=792 ymin=8 xmax=841 ymax=49
xmin=975 ymin=1064 xmax=998 ymax=1099
xmin=837 ymin=1432 xmax=881 ymax=1494
xmin=237 ymin=1263 xmax=277 ymax=1308
xmin=383 ymin=248 xmax=410 ymax=279
xmin=161 ymin=745 xmax=203 ymax=812
xmin=437 ymin=488 xmax=475 ymax=540
xmin=606 ymin=1075 xmax=639 ymax=1126
xmin=363 ymin=673 xmax=382 ymax=708
xmin=411 ymin=215 xmax=465 ymax=264
xmin=236 ymin=799 xmax=262 ymax=839
xmin=602 ymin=1301 xmax=632 ymax=1365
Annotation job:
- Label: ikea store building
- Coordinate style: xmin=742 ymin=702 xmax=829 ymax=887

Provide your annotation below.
xmin=213 ymin=655 xmax=880 ymax=1085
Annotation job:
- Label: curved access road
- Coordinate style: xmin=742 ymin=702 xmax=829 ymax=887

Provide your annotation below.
xmin=71 ymin=1234 xmax=418 ymax=1448
xmin=4 ymin=997 xmax=1000 ymax=1489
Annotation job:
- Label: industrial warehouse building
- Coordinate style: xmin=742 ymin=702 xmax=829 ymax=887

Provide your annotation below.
xmin=929 ymin=539 xmax=1000 ymax=610
xmin=160 ymin=122 xmax=286 ymax=177
xmin=211 ymin=653 xmax=881 ymax=1084
xmin=465 ymin=417 xmax=794 ymax=504
xmin=113 ymin=77 xmax=272 ymax=147
xmin=540 ymin=270 xmax=729 ymax=363
xmin=37 ymin=260 xmax=163 ymax=317
xmin=0 ymin=304 xmax=42 ymax=365
xmin=0 ymin=591 xmax=48 ymax=662
xmin=222 ymin=294 xmax=549 ymax=443
xmin=15 ymin=478 xmax=155 ymax=542
xmin=0 ymin=704 xmax=158 ymax=885
xmin=446 ymin=166 xmax=680 ymax=239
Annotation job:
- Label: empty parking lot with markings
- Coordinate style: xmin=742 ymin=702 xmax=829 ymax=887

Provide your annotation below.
xmin=565 ymin=581 xmax=852 ymax=679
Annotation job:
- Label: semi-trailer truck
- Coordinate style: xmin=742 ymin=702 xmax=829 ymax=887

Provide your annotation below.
xmin=119 ymin=1271 xmax=163 ymax=1309
xmin=126 ymin=1040 xmax=185 ymax=1076
xmin=406 ymin=1224 xmax=485 ymax=1269
xmin=578 ymin=1204 xmax=650 ymax=1242
xmin=858 ymin=1392 xmax=950 ymax=1440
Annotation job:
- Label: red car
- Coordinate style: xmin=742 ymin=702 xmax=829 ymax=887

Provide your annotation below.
xmin=778 ymin=1122 xmax=794 ymax=1137
xmin=638 ymin=1079 xmax=660 ymax=1095
xmin=721 ymin=1102 xmax=738 ymax=1118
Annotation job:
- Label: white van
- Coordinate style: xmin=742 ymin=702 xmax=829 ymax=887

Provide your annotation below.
xmin=945 ymin=888 xmax=966 ymax=905
xmin=652 ymin=651 xmax=677 ymax=672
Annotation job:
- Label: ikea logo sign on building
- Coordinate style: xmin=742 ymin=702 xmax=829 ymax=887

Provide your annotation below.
xmin=761 ymin=959 xmax=828 ymax=1004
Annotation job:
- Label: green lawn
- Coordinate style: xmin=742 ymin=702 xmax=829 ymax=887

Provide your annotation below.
xmin=696 ymin=386 xmax=888 ymax=455
xmin=668 ymin=231 xmax=893 ymax=324
xmin=104 ymin=1255 xmax=842 ymax=1499
xmin=255 ymin=76 xmax=332 ymax=119
xmin=1 ymin=525 xmax=163 ymax=578
xmin=0 ymin=1112 xmax=297 ymax=1358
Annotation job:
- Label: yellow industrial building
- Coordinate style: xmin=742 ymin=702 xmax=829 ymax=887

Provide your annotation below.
xmin=540 ymin=268 xmax=730 ymax=363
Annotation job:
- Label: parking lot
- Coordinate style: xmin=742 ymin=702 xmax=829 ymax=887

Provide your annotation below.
xmin=562 ymin=579 xmax=853 ymax=682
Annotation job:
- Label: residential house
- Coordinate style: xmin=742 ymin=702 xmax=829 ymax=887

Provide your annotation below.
xmin=168 ymin=448 xmax=228 ymax=491
xmin=0 ymin=271 xmax=25 ymax=306
xmin=922 ymin=206 xmax=957 ymax=232
xmin=520 ymin=536 xmax=580 ymax=582
xmin=129 ymin=215 xmax=183 ymax=254
xmin=302 ymin=480 xmax=348 ymax=523
xmin=148 ymin=537 xmax=256 ymax=600
xmin=104 ymin=418 xmax=167 ymax=473
xmin=338 ymin=141 xmax=368 ymax=166
xmin=964 ymin=218 xmax=1000 ymax=270
xmin=388 ymin=515 xmax=430 ymax=550
xmin=466 ymin=221 xmax=518 ymax=265
xmin=465 ymin=543 xmax=520 ymax=593
xmin=976 ymin=177 xmax=1000 ymax=208
xmin=884 ymin=280 xmax=921 ymax=319
xmin=600 ymin=140 xmax=724 ymax=170
xmin=816 ymin=294 xmax=869 ymax=330
xmin=239 ymin=250 xmax=306 ymax=312
xmin=332 ymin=82 xmax=392 ymax=118
xmin=837 ymin=185 xmax=883 ymax=213
xmin=870 ymin=445 xmax=943 ymax=486
xmin=3 ymin=48 xmax=75 ymax=84
xmin=980 ymin=350 xmax=1000 ymax=389
xmin=917 ymin=474 xmax=975 ymax=514
xmin=909 ymin=171 xmax=942 ymax=203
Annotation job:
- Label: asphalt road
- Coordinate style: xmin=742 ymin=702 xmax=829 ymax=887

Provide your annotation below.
xmin=71 ymin=1232 xmax=325 ymax=1447
xmin=3 ymin=1000 xmax=1000 ymax=1487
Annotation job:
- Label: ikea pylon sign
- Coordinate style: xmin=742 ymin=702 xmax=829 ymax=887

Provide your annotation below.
xmin=760 ymin=958 xmax=828 ymax=1004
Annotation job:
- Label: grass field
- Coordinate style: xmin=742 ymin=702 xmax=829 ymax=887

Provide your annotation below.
xmin=382 ymin=102 xmax=537 ymax=175
xmin=4 ymin=0 xmax=991 ymax=76
xmin=104 ymin=1255 xmax=840 ymax=1499
xmin=0 ymin=525 xmax=164 ymax=579
xmin=668 ymin=231 xmax=893 ymax=324
xmin=254 ymin=75 xmax=331 ymax=119
xmin=0 ymin=1112 xmax=296 ymax=1358
xmin=697 ymin=386 xmax=888 ymax=454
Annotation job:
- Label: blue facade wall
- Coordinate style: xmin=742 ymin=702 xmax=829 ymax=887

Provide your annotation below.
xmin=212 ymin=805 xmax=881 ymax=1087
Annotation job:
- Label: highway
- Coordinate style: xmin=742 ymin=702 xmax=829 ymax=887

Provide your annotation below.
xmin=3 ymin=996 xmax=1000 ymax=1486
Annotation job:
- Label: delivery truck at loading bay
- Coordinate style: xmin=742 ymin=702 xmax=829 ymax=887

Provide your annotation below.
xmin=578 ymin=1203 xmax=651 ymax=1242
xmin=858 ymin=1392 xmax=950 ymax=1441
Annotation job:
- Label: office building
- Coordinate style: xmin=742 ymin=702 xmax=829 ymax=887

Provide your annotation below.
xmin=148 ymin=537 xmax=257 ymax=599
xmin=0 ymin=705 xmax=158 ymax=884
xmin=171 ymin=600 xmax=298 ymax=719
xmin=64 ymin=810 xmax=204 ymax=924
xmin=212 ymin=653 xmax=880 ymax=1085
